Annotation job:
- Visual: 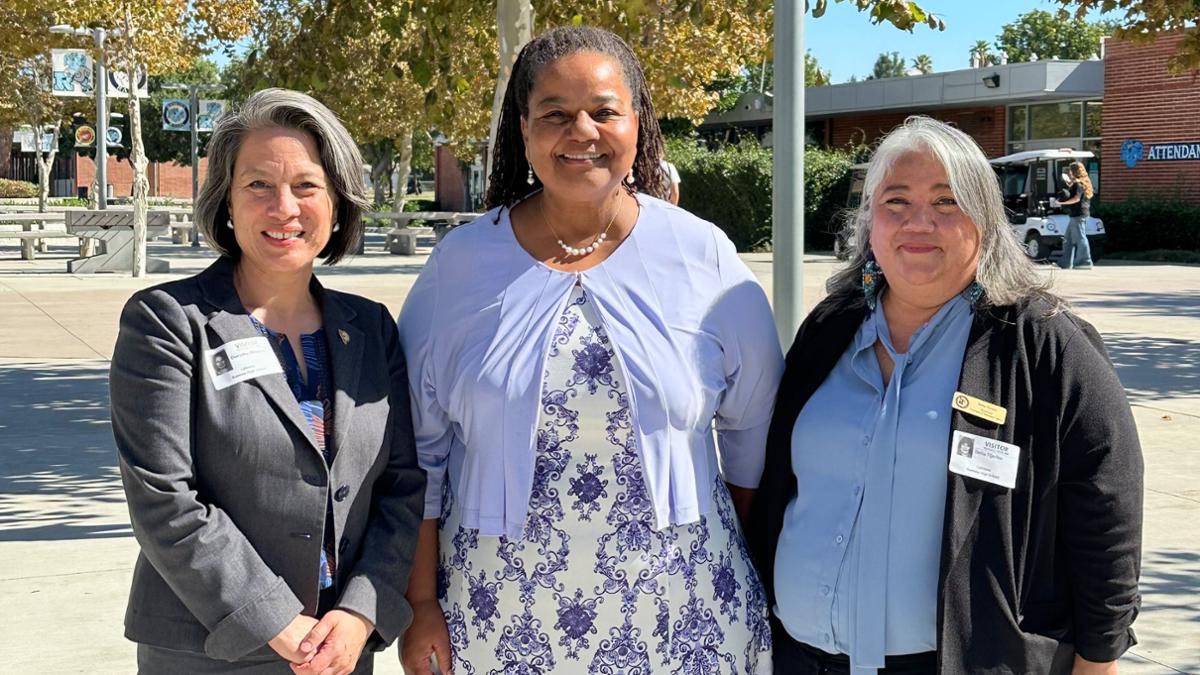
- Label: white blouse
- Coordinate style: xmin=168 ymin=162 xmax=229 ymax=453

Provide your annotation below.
xmin=398 ymin=195 xmax=783 ymax=538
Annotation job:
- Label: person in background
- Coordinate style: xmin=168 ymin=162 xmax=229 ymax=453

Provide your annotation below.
xmin=660 ymin=157 xmax=681 ymax=204
xmin=1056 ymin=161 xmax=1095 ymax=270
xmin=749 ymin=117 xmax=1142 ymax=675
xmin=399 ymin=25 xmax=782 ymax=675
xmin=110 ymin=88 xmax=425 ymax=674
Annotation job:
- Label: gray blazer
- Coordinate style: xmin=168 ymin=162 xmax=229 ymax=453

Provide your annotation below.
xmin=110 ymin=256 xmax=425 ymax=662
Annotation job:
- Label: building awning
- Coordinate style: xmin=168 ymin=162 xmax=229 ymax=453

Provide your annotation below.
xmin=700 ymin=60 xmax=1104 ymax=128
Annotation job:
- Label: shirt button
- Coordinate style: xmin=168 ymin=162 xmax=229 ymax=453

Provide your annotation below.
xmin=835 ymin=534 xmax=845 ymax=544
xmin=852 ymin=485 xmax=861 ymax=496
xmin=861 ymin=435 xmax=870 ymax=446
xmin=820 ymin=584 xmax=831 ymax=596
xmin=823 ymin=632 xmax=832 ymax=644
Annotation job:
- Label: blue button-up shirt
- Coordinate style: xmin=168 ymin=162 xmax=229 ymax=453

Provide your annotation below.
xmin=774 ymin=294 xmax=974 ymax=674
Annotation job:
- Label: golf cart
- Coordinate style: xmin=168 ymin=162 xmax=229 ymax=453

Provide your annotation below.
xmin=990 ymin=148 xmax=1105 ymax=261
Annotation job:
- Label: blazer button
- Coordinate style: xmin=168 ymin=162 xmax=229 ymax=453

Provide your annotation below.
xmin=334 ymin=485 xmax=350 ymax=502
xmin=338 ymin=536 xmax=349 ymax=554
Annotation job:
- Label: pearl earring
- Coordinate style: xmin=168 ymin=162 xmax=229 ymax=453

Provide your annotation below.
xmin=332 ymin=222 xmax=341 ymax=233
xmin=527 ymin=164 xmax=535 ymax=185
xmin=226 ymin=219 xmax=234 ymax=230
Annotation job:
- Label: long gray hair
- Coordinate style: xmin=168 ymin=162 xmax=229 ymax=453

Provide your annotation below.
xmin=828 ymin=116 xmax=1056 ymax=309
xmin=195 ymin=88 xmax=370 ymax=264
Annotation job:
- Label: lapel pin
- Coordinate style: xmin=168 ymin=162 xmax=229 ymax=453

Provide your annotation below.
xmin=338 ymin=329 xmax=350 ymax=345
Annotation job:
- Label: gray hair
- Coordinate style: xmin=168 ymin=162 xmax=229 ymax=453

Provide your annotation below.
xmin=195 ymin=88 xmax=369 ymax=264
xmin=829 ymin=116 xmax=1057 ymax=309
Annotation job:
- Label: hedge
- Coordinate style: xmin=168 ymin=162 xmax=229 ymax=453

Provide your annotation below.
xmin=1092 ymin=198 xmax=1200 ymax=252
xmin=0 ymin=178 xmax=37 ymax=198
xmin=666 ymin=139 xmax=863 ymax=252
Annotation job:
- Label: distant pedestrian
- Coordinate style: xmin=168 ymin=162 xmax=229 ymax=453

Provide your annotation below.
xmin=1057 ymin=161 xmax=1094 ymax=269
xmin=660 ymin=158 xmax=681 ymax=204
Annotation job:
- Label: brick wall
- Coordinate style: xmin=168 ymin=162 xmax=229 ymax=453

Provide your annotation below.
xmin=76 ymin=155 xmax=209 ymax=199
xmin=827 ymin=106 xmax=1007 ymax=157
xmin=1102 ymin=31 xmax=1200 ymax=202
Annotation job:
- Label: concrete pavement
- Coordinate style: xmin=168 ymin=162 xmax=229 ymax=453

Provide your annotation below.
xmin=1 ymin=237 xmax=1197 ymax=673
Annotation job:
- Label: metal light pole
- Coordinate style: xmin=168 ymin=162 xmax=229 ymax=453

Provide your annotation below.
xmin=164 ymin=83 xmax=221 ymax=246
xmin=51 ymin=25 xmax=109 ymax=209
xmin=772 ymin=2 xmax=806 ymax=345
xmin=94 ymin=28 xmax=108 ymax=210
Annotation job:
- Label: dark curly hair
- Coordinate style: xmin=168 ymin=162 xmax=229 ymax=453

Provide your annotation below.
xmin=485 ymin=26 xmax=667 ymax=210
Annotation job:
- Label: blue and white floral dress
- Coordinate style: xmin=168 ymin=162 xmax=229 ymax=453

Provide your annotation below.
xmin=437 ymin=284 xmax=772 ymax=674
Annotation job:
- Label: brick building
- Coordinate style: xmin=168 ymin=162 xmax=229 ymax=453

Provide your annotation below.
xmin=699 ymin=31 xmax=1200 ymax=205
xmin=3 ymin=149 xmax=208 ymax=200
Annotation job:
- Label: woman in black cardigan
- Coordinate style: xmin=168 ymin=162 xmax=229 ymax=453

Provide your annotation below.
xmin=748 ymin=117 xmax=1142 ymax=675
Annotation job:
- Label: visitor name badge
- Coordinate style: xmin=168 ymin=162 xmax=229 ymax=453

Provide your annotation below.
xmin=204 ymin=337 xmax=282 ymax=391
xmin=951 ymin=391 xmax=1008 ymax=425
xmin=948 ymin=430 xmax=1021 ymax=489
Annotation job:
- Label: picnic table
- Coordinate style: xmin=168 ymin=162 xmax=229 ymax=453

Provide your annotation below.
xmin=66 ymin=210 xmax=171 ymax=273
xmin=366 ymin=211 xmax=482 ymax=255
xmin=0 ymin=212 xmax=76 ymax=259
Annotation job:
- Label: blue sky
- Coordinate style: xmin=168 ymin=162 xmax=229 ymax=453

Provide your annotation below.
xmin=806 ymin=0 xmax=1119 ymax=83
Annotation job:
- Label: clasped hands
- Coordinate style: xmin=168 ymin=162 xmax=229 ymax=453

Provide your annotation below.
xmin=269 ymin=609 xmax=374 ymax=675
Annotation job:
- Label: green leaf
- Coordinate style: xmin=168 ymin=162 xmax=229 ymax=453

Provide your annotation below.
xmin=571 ymin=14 xmax=584 ymax=27
xmin=410 ymin=60 xmax=432 ymax=87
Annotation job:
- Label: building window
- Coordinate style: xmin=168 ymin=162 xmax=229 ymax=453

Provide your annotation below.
xmin=1008 ymin=107 xmax=1027 ymax=145
xmin=1084 ymin=102 xmax=1103 ymax=138
xmin=1029 ymin=102 xmax=1084 ymax=140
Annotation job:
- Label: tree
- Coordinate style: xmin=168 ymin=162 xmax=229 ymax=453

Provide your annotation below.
xmin=1055 ymin=0 xmax=1200 ymax=72
xmin=807 ymin=51 xmax=832 ymax=86
xmin=994 ymin=9 xmax=1114 ymax=64
xmin=53 ymin=0 xmax=256 ymax=276
xmin=912 ymin=54 xmax=934 ymax=74
xmin=867 ymin=51 xmax=908 ymax=79
xmin=969 ymin=39 xmax=998 ymax=67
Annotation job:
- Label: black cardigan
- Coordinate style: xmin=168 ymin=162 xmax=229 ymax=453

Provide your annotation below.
xmin=747 ymin=292 xmax=1143 ymax=674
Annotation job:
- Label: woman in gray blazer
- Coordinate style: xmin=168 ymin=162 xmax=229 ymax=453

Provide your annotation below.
xmin=109 ymin=89 xmax=425 ymax=674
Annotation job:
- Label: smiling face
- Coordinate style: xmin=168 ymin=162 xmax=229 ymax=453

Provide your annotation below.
xmin=228 ymin=126 xmax=335 ymax=277
xmin=869 ymin=150 xmax=981 ymax=307
xmin=520 ymin=51 xmax=640 ymax=202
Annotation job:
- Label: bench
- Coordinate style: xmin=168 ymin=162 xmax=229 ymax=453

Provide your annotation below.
xmin=9 ymin=231 xmax=83 ymax=261
xmin=169 ymin=222 xmax=194 ymax=244
xmin=384 ymin=226 xmax=435 ymax=255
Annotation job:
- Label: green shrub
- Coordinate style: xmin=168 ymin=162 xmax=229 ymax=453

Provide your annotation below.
xmin=402 ymin=198 xmax=436 ymax=213
xmin=0 ymin=178 xmax=37 ymax=198
xmin=669 ymin=138 xmax=773 ymax=251
xmin=804 ymin=146 xmax=862 ymax=251
xmin=666 ymin=139 xmax=863 ymax=252
xmin=1093 ymin=198 xmax=1200 ymax=252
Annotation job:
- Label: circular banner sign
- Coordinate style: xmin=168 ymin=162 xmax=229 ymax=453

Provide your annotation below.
xmin=106 ymin=126 xmax=123 ymax=146
xmin=163 ymin=100 xmax=189 ymax=129
xmin=75 ymin=125 xmax=95 ymax=147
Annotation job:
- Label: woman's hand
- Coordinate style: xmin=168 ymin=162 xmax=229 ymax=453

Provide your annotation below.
xmin=1072 ymin=655 xmax=1118 ymax=675
xmin=269 ymin=614 xmax=321 ymax=663
xmin=289 ymin=609 xmax=374 ymax=675
xmin=401 ymin=599 xmax=453 ymax=675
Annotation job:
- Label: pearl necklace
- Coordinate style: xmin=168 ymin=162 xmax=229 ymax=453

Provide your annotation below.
xmin=539 ymin=194 xmax=625 ymax=257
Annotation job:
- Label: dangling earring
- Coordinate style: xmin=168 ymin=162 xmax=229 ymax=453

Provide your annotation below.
xmin=332 ymin=222 xmax=341 ymax=233
xmin=527 ymin=165 xmax=535 ymax=185
xmin=862 ymin=253 xmax=883 ymax=310
xmin=226 ymin=219 xmax=234 ymax=230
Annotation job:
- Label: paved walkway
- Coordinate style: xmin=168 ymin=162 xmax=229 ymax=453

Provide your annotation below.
xmin=1 ymin=237 xmax=1197 ymax=673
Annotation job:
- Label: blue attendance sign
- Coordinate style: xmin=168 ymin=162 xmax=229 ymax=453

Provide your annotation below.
xmin=1121 ymin=139 xmax=1200 ymax=168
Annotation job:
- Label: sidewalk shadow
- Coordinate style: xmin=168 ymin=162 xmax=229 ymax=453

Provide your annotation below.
xmin=1073 ymin=290 xmax=1200 ymax=321
xmin=1101 ymin=333 xmax=1200 ymax=404
xmin=0 ymin=360 xmax=131 ymax=541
